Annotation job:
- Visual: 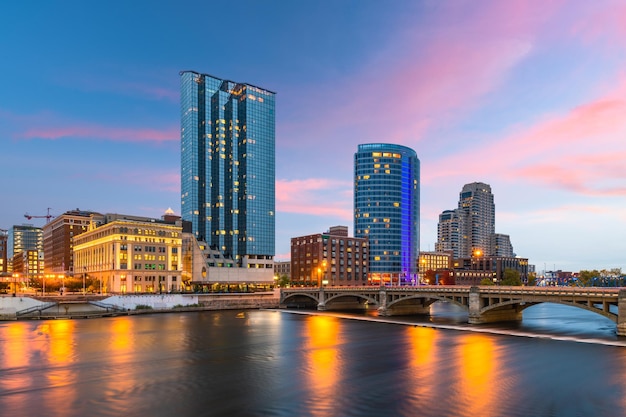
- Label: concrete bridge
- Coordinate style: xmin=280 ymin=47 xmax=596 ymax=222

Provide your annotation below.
xmin=280 ymin=286 xmax=626 ymax=336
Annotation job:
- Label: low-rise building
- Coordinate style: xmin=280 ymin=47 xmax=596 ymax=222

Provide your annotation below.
xmin=291 ymin=226 xmax=369 ymax=286
xmin=43 ymin=209 xmax=104 ymax=276
xmin=274 ymin=260 xmax=291 ymax=279
xmin=73 ymin=213 xmax=183 ymax=293
xmin=452 ymin=255 xmax=529 ymax=286
xmin=418 ymin=251 xmax=454 ymax=285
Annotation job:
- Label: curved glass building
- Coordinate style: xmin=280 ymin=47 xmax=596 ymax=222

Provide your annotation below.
xmin=354 ymin=143 xmax=420 ymax=284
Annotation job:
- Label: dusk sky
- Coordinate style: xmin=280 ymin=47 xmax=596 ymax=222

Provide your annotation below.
xmin=2 ymin=1 xmax=625 ymax=272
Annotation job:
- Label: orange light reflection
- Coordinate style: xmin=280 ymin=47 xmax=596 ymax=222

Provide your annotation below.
xmin=42 ymin=320 xmax=77 ymax=415
xmin=303 ymin=315 xmax=342 ymax=417
xmin=405 ymin=326 xmax=438 ymax=405
xmin=456 ymin=334 xmax=503 ymax=416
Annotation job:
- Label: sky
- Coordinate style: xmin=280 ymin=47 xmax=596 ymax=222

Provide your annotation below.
xmin=1 ymin=0 xmax=625 ymax=273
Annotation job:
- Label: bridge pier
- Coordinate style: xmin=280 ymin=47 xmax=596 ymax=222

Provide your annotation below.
xmin=617 ymin=290 xmax=626 ymax=337
xmin=468 ymin=286 xmax=523 ymax=324
xmin=317 ymin=288 xmax=326 ymax=311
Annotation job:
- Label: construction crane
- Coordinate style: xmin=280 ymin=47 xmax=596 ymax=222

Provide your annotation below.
xmin=24 ymin=207 xmax=54 ymax=223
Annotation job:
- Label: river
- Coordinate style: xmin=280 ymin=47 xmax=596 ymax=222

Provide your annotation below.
xmin=0 ymin=303 xmax=624 ymax=417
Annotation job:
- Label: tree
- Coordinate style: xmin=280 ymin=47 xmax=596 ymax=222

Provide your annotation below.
xmin=480 ymin=278 xmax=495 ymax=286
xmin=578 ymin=270 xmax=599 ymax=287
xmin=501 ymin=269 xmax=522 ymax=286
xmin=276 ymin=274 xmax=290 ymax=288
xmin=526 ymin=272 xmax=537 ymax=286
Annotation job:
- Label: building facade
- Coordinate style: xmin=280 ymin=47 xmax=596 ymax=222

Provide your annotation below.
xmin=458 ymin=182 xmax=495 ymax=257
xmin=43 ymin=209 xmax=104 ymax=276
xmin=73 ymin=214 xmax=183 ymax=293
xmin=9 ymin=224 xmax=43 ymax=259
xmin=0 ymin=229 xmax=7 ymax=276
xmin=437 ymin=182 xmax=498 ymax=258
xmin=452 ymin=255 xmax=529 ymax=286
xmin=435 ymin=209 xmax=464 ymax=258
xmin=418 ymin=251 xmax=453 ymax=285
xmin=491 ymin=233 xmax=514 ymax=257
xmin=291 ymin=226 xmax=369 ymax=286
xmin=274 ymin=261 xmax=291 ymax=279
xmin=354 ymin=143 xmax=419 ymax=284
xmin=180 ymin=70 xmax=275 ymax=281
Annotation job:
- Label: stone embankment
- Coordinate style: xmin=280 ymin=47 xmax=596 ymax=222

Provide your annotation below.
xmin=0 ymin=291 xmax=280 ymax=320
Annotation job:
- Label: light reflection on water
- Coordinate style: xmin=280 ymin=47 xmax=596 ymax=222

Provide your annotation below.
xmin=0 ymin=304 xmax=624 ymax=417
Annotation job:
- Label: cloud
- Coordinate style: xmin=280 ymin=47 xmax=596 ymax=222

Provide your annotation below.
xmin=428 ymin=72 xmax=626 ymax=197
xmin=276 ymin=178 xmax=352 ymax=218
xmin=279 ymin=0 xmax=564 ymax=167
xmin=17 ymin=123 xmax=179 ymax=144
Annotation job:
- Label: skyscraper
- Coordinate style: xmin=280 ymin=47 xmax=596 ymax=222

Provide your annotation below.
xmin=436 ymin=182 xmax=496 ymax=258
xmin=354 ymin=143 xmax=420 ymax=284
xmin=459 ymin=182 xmax=495 ymax=256
xmin=436 ymin=209 xmax=464 ymax=258
xmin=180 ymin=71 xmax=276 ymax=267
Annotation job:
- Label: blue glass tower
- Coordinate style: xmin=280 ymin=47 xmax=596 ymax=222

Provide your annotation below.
xmin=354 ymin=143 xmax=419 ymax=284
xmin=180 ymin=71 xmax=275 ymax=263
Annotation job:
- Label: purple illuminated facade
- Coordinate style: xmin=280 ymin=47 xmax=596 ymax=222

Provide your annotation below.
xmin=354 ymin=143 xmax=420 ymax=285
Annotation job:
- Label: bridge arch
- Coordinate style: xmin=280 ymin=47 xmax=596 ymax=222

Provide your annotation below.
xmin=324 ymin=293 xmax=379 ymax=309
xmin=387 ymin=294 xmax=468 ymax=311
xmin=280 ymin=291 xmax=320 ymax=308
xmin=480 ymin=299 xmax=618 ymax=323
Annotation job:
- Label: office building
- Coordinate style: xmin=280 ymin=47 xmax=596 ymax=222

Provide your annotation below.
xmin=491 ymin=233 xmax=514 ymax=257
xmin=354 ymin=143 xmax=419 ymax=284
xmin=291 ymin=226 xmax=369 ymax=286
xmin=43 ymin=209 xmax=104 ymax=276
xmin=436 ymin=209 xmax=464 ymax=258
xmin=453 ymin=255 xmax=529 ymax=286
xmin=459 ymin=182 xmax=495 ymax=256
xmin=274 ymin=261 xmax=291 ymax=279
xmin=437 ymin=182 xmax=496 ymax=258
xmin=73 ymin=213 xmax=183 ymax=293
xmin=418 ymin=251 xmax=453 ymax=285
xmin=0 ymin=229 xmax=7 ymax=275
xmin=180 ymin=70 xmax=275 ymax=282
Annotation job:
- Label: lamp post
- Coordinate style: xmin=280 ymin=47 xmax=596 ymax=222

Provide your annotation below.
xmin=83 ymin=266 xmax=86 ymax=295
xmin=317 ymin=267 xmax=322 ymax=288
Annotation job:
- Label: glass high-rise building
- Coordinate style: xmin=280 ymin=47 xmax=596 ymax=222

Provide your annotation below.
xmin=354 ymin=143 xmax=420 ymax=284
xmin=180 ymin=70 xmax=276 ymax=265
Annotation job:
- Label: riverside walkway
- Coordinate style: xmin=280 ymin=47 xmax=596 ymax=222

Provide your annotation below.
xmin=280 ymin=286 xmax=626 ymax=336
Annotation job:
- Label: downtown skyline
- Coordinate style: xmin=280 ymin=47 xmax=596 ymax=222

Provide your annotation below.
xmin=2 ymin=0 xmax=625 ymax=272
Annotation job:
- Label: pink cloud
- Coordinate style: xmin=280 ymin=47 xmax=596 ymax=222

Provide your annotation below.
xmin=280 ymin=0 xmax=565 ymax=161
xmin=18 ymin=124 xmax=179 ymax=144
xmin=429 ymin=73 xmax=626 ymax=196
xmin=570 ymin=1 xmax=626 ymax=44
xmin=276 ymin=178 xmax=352 ymax=218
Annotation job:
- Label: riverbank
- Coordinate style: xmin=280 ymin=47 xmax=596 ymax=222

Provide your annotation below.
xmin=0 ymin=291 xmax=280 ymax=320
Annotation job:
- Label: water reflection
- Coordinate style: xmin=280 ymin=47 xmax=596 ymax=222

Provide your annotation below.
xmin=302 ymin=315 xmax=342 ymax=417
xmin=405 ymin=326 xmax=438 ymax=407
xmin=455 ymin=334 xmax=503 ymax=417
xmin=41 ymin=320 xmax=77 ymax=416
xmin=0 ymin=323 xmax=32 ymax=413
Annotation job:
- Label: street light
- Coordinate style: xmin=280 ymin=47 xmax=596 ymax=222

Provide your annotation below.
xmin=317 ymin=267 xmax=322 ymax=288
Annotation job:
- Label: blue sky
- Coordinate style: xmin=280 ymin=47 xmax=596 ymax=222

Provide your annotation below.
xmin=2 ymin=0 xmax=625 ymax=272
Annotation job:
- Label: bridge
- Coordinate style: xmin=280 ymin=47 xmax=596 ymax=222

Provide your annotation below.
xmin=280 ymin=286 xmax=626 ymax=336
